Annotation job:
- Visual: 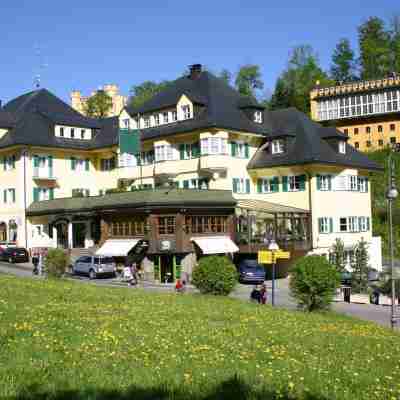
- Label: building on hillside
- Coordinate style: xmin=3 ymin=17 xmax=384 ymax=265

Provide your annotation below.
xmin=0 ymin=64 xmax=383 ymax=281
xmin=310 ymin=74 xmax=400 ymax=152
xmin=71 ymin=84 xmax=127 ymax=117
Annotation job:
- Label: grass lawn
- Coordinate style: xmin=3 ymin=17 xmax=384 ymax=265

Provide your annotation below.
xmin=1 ymin=275 xmax=400 ymax=400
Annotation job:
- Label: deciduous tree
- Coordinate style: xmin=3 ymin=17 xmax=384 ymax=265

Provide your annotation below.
xmin=235 ymin=64 xmax=264 ymax=99
xmin=83 ymin=90 xmax=113 ymax=118
xmin=330 ymin=38 xmax=357 ymax=83
xmin=128 ymin=80 xmax=171 ymax=109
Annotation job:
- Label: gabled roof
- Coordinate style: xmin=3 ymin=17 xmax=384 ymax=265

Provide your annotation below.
xmin=0 ymin=89 xmax=118 ymax=150
xmin=126 ymin=71 xmax=267 ymax=139
xmin=0 ymin=110 xmax=15 ymax=128
xmin=248 ymin=108 xmax=382 ymax=172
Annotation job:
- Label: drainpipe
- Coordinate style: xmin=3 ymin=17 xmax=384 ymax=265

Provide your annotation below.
xmin=306 ymin=171 xmax=314 ymax=251
xmin=23 ymin=149 xmax=28 ymax=249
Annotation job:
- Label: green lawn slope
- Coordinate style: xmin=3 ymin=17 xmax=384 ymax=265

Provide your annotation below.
xmin=0 ymin=275 xmax=399 ymax=400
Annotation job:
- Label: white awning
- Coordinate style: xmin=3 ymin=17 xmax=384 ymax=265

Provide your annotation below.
xmin=96 ymin=239 xmax=140 ymax=256
xmin=191 ymin=236 xmax=239 ymax=254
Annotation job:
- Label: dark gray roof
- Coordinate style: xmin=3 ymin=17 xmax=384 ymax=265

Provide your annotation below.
xmin=126 ymin=71 xmax=267 ymax=140
xmin=248 ymin=108 xmax=382 ymax=172
xmin=0 ymin=110 xmax=15 ymax=128
xmin=0 ymin=89 xmax=118 ymax=150
xmin=27 ymin=188 xmax=237 ymax=216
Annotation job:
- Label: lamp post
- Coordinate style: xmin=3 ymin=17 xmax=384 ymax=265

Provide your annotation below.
xmin=268 ymin=240 xmax=280 ymax=306
xmin=386 ymin=149 xmax=399 ymax=329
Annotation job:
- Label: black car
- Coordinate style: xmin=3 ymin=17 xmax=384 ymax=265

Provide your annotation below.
xmin=0 ymin=247 xmax=29 ymax=263
xmin=237 ymin=259 xmax=266 ymax=284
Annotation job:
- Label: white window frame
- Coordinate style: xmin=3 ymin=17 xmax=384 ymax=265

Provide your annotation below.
xmin=201 ymin=137 xmax=227 ymax=155
xmin=163 ymin=112 xmax=169 ymax=124
xmin=338 ymin=141 xmax=346 ymax=154
xmin=80 ymin=129 xmax=85 ymax=139
xmin=182 ymin=105 xmax=191 ymax=120
xmin=339 ymin=217 xmax=348 ymax=232
xmin=122 ymin=119 xmax=130 ymax=129
xmin=288 ymin=176 xmax=301 ymax=191
xmin=236 ymin=178 xmax=248 ymax=194
xmin=154 ymin=114 xmax=160 ymax=126
xmin=155 ymin=144 xmax=174 ymax=162
xmin=359 ymin=217 xmax=368 ymax=232
xmin=319 ymin=175 xmax=331 ymax=191
xmin=75 ymin=159 xmax=85 ymax=172
xmin=254 ymin=110 xmax=262 ymax=123
xmin=39 ymin=188 xmax=50 ymax=201
xmin=172 ymin=110 xmax=178 ymax=122
xmin=4 ymin=155 xmax=16 ymax=171
xmin=358 ymin=177 xmax=367 ymax=193
xmin=261 ymin=178 xmax=272 ymax=193
xmin=319 ymin=217 xmax=330 ymax=234
xmin=349 ymin=216 xmax=359 ymax=232
xmin=349 ymin=175 xmax=358 ymax=191
xmin=144 ymin=117 xmax=150 ymax=128
xmin=271 ymin=139 xmax=285 ymax=154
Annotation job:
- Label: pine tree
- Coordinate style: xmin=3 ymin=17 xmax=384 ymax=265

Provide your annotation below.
xmin=351 ymin=238 xmax=370 ymax=293
xmin=330 ymin=38 xmax=357 ymax=83
xmin=330 ymin=238 xmax=346 ymax=273
xmin=358 ymin=17 xmax=391 ymax=80
xmin=389 ymin=15 xmax=400 ymax=73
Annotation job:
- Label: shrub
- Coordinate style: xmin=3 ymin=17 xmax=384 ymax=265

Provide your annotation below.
xmin=44 ymin=248 xmax=69 ymax=278
xmin=192 ymin=256 xmax=238 ymax=296
xmin=289 ymin=255 xmax=340 ymax=312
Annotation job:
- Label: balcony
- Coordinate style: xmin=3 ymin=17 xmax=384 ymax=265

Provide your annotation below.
xmin=33 ymin=168 xmax=57 ymax=181
xmin=154 ymin=158 xmax=199 ymax=177
xmin=199 ymin=154 xmax=229 ymax=173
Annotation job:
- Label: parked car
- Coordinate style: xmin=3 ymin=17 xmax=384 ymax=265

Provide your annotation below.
xmin=72 ymin=255 xmax=116 ymax=279
xmin=0 ymin=247 xmax=29 ymax=263
xmin=237 ymin=259 xmax=266 ymax=284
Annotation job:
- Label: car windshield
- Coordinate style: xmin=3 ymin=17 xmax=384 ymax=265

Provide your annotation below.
xmin=99 ymin=257 xmax=114 ymax=264
xmin=242 ymin=260 xmax=262 ymax=269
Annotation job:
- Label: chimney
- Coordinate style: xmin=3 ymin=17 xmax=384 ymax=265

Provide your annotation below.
xmin=189 ymin=64 xmax=202 ymax=80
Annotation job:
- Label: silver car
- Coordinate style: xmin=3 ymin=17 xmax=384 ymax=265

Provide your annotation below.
xmin=73 ymin=255 xmax=116 ymax=279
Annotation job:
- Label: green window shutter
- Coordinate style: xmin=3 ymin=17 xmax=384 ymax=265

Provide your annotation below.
xmin=11 ymin=189 xmax=15 ymax=203
xmin=48 ymin=156 xmax=53 ymax=177
xmin=246 ymin=179 xmax=251 ymax=194
xmin=257 ymin=179 xmax=262 ymax=193
xmin=183 ymin=180 xmax=189 ymax=189
xmin=329 ymin=218 xmax=333 ymax=233
xmin=367 ymin=217 xmax=370 ymax=231
xmin=49 ymin=188 xmax=54 ymax=200
xmin=244 ymin=143 xmax=250 ymax=158
xmin=192 ymin=142 xmax=200 ymax=157
xmin=365 ymin=177 xmax=369 ymax=193
xmin=328 ymin=175 xmax=332 ymax=191
xmin=3 ymin=190 xmax=7 ymax=203
xmin=231 ymin=142 xmax=237 ymax=157
xmin=85 ymin=159 xmax=90 ymax=171
xmin=299 ymin=174 xmax=306 ymax=191
xmin=282 ymin=176 xmax=288 ymax=192
xmin=33 ymin=188 xmax=39 ymax=202
xmin=232 ymin=178 xmax=238 ymax=193
xmin=273 ymin=176 xmax=280 ymax=192
xmin=12 ymin=155 xmax=16 ymax=169
xmin=318 ymin=218 xmax=323 ymax=233
xmin=71 ymin=157 xmax=76 ymax=171
xmin=316 ymin=175 xmax=321 ymax=190
xmin=179 ymin=144 xmax=185 ymax=160
xmin=33 ymin=155 xmax=39 ymax=168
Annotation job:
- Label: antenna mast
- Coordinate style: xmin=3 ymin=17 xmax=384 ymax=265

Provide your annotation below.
xmin=33 ymin=44 xmax=48 ymax=89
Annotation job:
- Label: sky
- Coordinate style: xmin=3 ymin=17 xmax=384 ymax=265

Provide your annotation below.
xmin=0 ymin=0 xmax=399 ymax=105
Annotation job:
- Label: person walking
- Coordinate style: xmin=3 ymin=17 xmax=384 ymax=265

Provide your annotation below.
xmin=260 ymin=283 xmax=267 ymax=305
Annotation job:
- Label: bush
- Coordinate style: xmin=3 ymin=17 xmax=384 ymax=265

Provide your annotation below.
xmin=289 ymin=255 xmax=340 ymax=312
xmin=192 ymin=256 xmax=238 ymax=296
xmin=44 ymin=248 xmax=69 ymax=278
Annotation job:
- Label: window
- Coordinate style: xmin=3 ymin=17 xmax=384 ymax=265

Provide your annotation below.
xmin=318 ymin=217 xmax=332 ymax=234
xmin=231 ymin=141 xmax=249 ymax=158
xmin=100 ymin=158 xmax=115 ymax=171
xmin=366 ymin=140 xmax=371 ymax=148
xmin=155 ymin=145 xmax=175 ymax=162
xmin=3 ymin=189 xmax=16 ymax=204
xmin=354 ymin=128 xmax=359 ymax=135
xmin=60 ymin=127 xmax=64 ymax=137
xmin=158 ymin=217 xmax=175 ymax=234
xmin=201 ymin=137 xmax=227 ymax=155
xmin=254 ymin=110 xmax=262 ymax=123
xmin=358 ymin=177 xmax=368 ymax=193
xmin=179 ymin=143 xmax=200 ymax=160
xmin=172 ymin=110 xmax=177 ymax=122
xmin=378 ymin=125 xmax=383 ymax=133
xmin=391 ymin=137 xmax=396 ymax=144
xmin=81 ymin=129 xmax=85 ymax=139
xmin=181 ymin=178 xmax=209 ymax=190
xmin=390 ymin=124 xmax=396 ymax=131
xmin=232 ymin=178 xmax=250 ymax=194
xmin=144 ymin=117 xmax=150 ymax=128
xmin=110 ymin=218 xmax=147 ymax=237
xmin=317 ymin=175 xmax=332 ymax=191
xmin=378 ymin=139 xmax=383 ymax=146
xmin=349 ymin=216 xmax=359 ymax=232
xmin=257 ymin=177 xmax=279 ymax=193
xmin=182 ymin=105 xmax=191 ymax=120
xmin=72 ymin=188 xmax=90 ymax=197
xmin=338 ymin=141 xmax=346 ymax=154
xmin=185 ymin=216 xmax=228 ymax=234
xmin=122 ymin=119 xmax=130 ymax=129
xmin=33 ymin=188 xmax=54 ymax=202
xmin=71 ymin=128 xmax=75 ymax=139
xmin=339 ymin=217 xmax=348 ymax=232
xmin=141 ymin=150 xmax=155 ymax=165
xmin=349 ymin=175 xmax=358 ymax=191
xmin=154 ymin=114 xmax=160 ymax=126
xmin=366 ymin=126 xmax=371 ymax=134
xmin=343 ymin=128 xmax=349 ymax=135
xmin=2 ymin=155 xmax=16 ymax=171
xmin=163 ymin=112 xmax=169 ymax=124
xmin=355 ymin=142 xmax=359 ymax=149
xmin=283 ymin=175 xmax=306 ymax=192
xmin=271 ymin=139 xmax=285 ymax=154
xmin=359 ymin=217 xmax=370 ymax=232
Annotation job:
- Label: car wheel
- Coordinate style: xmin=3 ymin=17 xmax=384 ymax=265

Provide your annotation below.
xmin=89 ymin=269 xmax=96 ymax=280
xmin=8 ymin=257 xmax=14 ymax=264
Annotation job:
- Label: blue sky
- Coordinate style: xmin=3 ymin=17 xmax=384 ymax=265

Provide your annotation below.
xmin=1 ymin=0 xmax=398 ymax=104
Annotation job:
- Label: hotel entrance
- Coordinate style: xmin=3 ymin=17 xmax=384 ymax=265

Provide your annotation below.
xmin=160 ymin=254 xmax=174 ymax=283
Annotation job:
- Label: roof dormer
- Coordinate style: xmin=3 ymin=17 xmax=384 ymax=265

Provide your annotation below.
xmin=238 ymin=97 xmax=265 ymax=124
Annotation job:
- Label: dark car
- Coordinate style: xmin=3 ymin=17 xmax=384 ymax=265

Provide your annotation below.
xmin=0 ymin=247 xmax=29 ymax=263
xmin=238 ymin=259 xmax=266 ymax=284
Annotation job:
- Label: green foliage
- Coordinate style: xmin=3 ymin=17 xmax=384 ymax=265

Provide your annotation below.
xmin=192 ymin=256 xmax=238 ymax=295
xmin=351 ymin=238 xmax=371 ymax=293
xmin=330 ymin=38 xmax=357 ymax=82
xmin=269 ymin=45 xmax=333 ymax=114
xmin=390 ymin=15 xmax=400 ymax=73
xmin=289 ymin=255 xmax=340 ymax=312
xmin=83 ymin=90 xmax=113 ymax=118
xmin=128 ymin=80 xmax=171 ymax=109
xmin=330 ymin=238 xmax=346 ymax=273
xmin=234 ymin=64 xmax=264 ymax=99
xmin=358 ymin=17 xmax=391 ymax=80
xmin=44 ymin=248 xmax=69 ymax=278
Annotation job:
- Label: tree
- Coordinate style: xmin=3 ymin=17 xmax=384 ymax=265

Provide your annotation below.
xmin=235 ymin=64 xmax=264 ymax=99
xmin=389 ymin=15 xmax=400 ymax=73
xmin=83 ymin=90 xmax=113 ymax=118
xmin=358 ymin=17 xmax=391 ymax=80
xmin=270 ymin=45 xmax=333 ymax=114
xmin=128 ymin=80 xmax=171 ymax=109
xmin=289 ymin=255 xmax=340 ymax=312
xmin=45 ymin=248 xmax=69 ymax=278
xmin=351 ymin=238 xmax=370 ymax=293
xmin=219 ymin=69 xmax=232 ymax=85
xmin=330 ymin=238 xmax=347 ymax=273
xmin=330 ymin=38 xmax=357 ymax=83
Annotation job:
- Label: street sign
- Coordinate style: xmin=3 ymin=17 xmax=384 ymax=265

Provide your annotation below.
xmin=258 ymin=251 xmax=272 ymax=264
xmin=275 ymin=251 xmax=290 ymax=259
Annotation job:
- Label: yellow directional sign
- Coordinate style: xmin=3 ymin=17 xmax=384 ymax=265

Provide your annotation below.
xmin=275 ymin=251 xmax=291 ymax=259
xmin=258 ymin=251 xmax=273 ymax=264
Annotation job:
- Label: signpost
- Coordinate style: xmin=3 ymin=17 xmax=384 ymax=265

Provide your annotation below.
xmin=257 ymin=245 xmax=290 ymax=306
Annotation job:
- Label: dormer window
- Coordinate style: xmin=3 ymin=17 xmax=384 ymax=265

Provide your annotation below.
xmin=71 ymin=128 xmax=75 ymax=139
xmin=172 ymin=110 xmax=178 ymax=122
xmin=154 ymin=114 xmax=160 ymax=126
xmin=144 ymin=117 xmax=150 ymax=129
xmin=163 ymin=112 xmax=169 ymax=124
xmin=338 ymin=141 xmax=346 ymax=154
xmin=254 ymin=110 xmax=263 ymax=123
xmin=60 ymin=127 xmax=64 ymax=137
xmin=81 ymin=129 xmax=85 ymax=139
xmin=271 ymin=139 xmax=285 ymax=154
xmin=182 ymin=105 xmax=191 ymax=120
xmin=123 ymin=119 xmax=130 ymax=129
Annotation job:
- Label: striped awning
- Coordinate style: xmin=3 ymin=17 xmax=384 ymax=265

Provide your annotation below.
xmin=236 ymin=199 xmax=309 ymax=215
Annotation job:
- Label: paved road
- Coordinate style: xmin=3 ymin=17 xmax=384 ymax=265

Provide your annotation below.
xmin=0 ymin=261 xmax=396 ymax=328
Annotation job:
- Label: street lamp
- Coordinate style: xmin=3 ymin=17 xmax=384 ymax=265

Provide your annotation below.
xmin=386 ymin=147 xmax=399 ymax=329
xmin=268 ymin=240 xmax=280 ymax=306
